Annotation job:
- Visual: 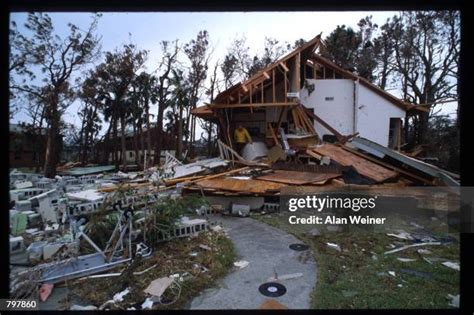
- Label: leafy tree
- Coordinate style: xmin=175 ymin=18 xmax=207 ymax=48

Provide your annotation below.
xmin=154 ymin=40 xmax=179 ymax=165
xmin=10 ymin=13 xmax=101 ymax=177
xmin=91 ymin=44 xmax=147 ymax=168
xmin=221 ymin=54 xmax=239 ymax=89
xmin=130 ymin=72 xmax=158 ymax=168
xmin=167 ymin=69 xmax=192 ymax=158
xmin=321 ymin=16 xmax=379 ymax=81
xmin=184 ymin=30 xmax=211 ymax=152
xmin=77 ymin=73 xmax=103 ymax=165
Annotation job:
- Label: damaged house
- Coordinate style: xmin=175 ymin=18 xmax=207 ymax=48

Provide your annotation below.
xmin=192 ymin=34 xmax=427 ymax=150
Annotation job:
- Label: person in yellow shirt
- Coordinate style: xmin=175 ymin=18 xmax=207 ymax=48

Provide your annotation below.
xmin=234 ymin=124 xmax=253 ymax=153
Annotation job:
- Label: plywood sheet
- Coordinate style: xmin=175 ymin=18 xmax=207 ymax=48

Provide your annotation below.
xmin=312 ymin=144 xmax=397 ymax=182
xmin=195 ymin=178 xmax=286 ymax=194
xmin=257 ymin=170 xmax=340 ymax=185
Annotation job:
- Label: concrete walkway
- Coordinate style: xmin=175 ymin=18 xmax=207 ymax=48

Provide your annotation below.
xmin=190 ymin=215 xmax=317 ymax=309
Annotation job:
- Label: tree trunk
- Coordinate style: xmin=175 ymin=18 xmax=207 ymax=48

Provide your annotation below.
xmin=121 ymin=114 xmax=127 ymax=170
xmin=113 ymin=118 xmax=119 ymax=168
xmin=177 ymin=102 xmax=184 ymax=158
xmin=207 ymin=121 xmax=212 ymax=157
xmin=78 ymin=106 xmax=87 ymax=165
xmin=133 ymin=120 xmax=139 ymax=166
xmin=102 ymin=120 xmax=113 ymax=164
xmin=139 ymin=121 xmax=145 ymax=169
xmin=145 ymin=102 xmax=152 ymax=168
xmin=43 ymin=105 xmax=60 ymax=178
xmin=154 ymin=102 xmax=165 ymax=165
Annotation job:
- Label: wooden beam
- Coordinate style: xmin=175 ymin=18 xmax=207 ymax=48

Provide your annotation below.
xmin=242 ymin=85 xmax=248 ymax=93
xmin=268 ymin=123 xmax=281 ymax=148
xmin=291 ymin=107 xmax=301 ymax=129
xmin=211 ymin=102 xmax=298 ymax=109
xmin=279 ymin=62 xmax=289 ymax=72
xmin=284 ymin=63 xmax=288 ymax=103
xmin=272 ymin=68 xmax=276 ymax=103
xmin=263 ymin=71 xmax=270 ymax=79
xmin=249 ymin=84 xmax=252 ymax=104
xmin=276 ymin=106 xmax=287 ymax=130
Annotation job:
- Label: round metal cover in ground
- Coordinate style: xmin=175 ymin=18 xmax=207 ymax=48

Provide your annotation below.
xmin=258 ymin=282 xmax=287 ymax=297
xmin=289 ymin=243 xmax=309 ymax=251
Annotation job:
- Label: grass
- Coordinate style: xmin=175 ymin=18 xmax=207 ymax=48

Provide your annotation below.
xmin=69 ymin=228 xmax=236 ymax=310
xmin=253 ymin=209 xmax=460 ymax=309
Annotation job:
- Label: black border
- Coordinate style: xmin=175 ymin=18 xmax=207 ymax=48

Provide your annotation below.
xmin=2 ymin=1 xmax=472 ymax=314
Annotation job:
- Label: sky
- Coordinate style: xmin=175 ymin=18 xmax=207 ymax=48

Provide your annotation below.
xmin=9 ymin=11 xmax=458 ymax=138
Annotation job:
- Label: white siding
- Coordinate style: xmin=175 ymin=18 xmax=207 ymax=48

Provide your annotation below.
xmin=300 ymin=79 xmax=355 ymax=137
xmin=300 ymin=79 xmax=406 ymax=147
xmin=356 ymin=84 xmax=405 ymax=147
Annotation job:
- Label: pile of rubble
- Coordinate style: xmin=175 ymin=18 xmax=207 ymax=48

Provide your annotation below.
xmin=8 ymin=132 xmax=459 ymax=308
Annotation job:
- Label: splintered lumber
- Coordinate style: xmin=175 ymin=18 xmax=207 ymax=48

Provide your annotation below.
xmin=312 ymin=144 xmax=397 ymax=182
xmin=158 ymin=167 xmax=251 ymax=191
xmin=195 ymin=177 xmax=286 ymax=194
xmin=306 ymin=149 xmax=330 ymax=165
xmin=339 ymin=145 xmax=434 ymax=185
xmin=257 ymin=170 xmax=340 ymax=185
xmin=291 ymin=107 xmax=301 ymax=129
xmin=295 ymin=105 xmax=316 ymax=134
xmin=163 ymin=175 xmax=206 ymax=186
xmin=98 ymin=182 xmax=151 ymax=193
xmin=268 ymin=124 xmax=281 ymax=148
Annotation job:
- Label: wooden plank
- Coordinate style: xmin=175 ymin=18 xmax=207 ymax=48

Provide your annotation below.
xmin=305 ymin=149 xmax=323 ymax=160
xmin=339 ymin=145 xmax=434 ymax=185
xmin=295 ymin=106 xmax=312 ymax=133
xmin=312 ymin=144 xmax=397 ymax=182
xmin=291 ymin=107 xmax=301 ymax=129
xmin=196 ymin=177 xmax=286 ymax=194
xmin=211 ymin=102 xmax=298 ymax=109
xmin=276 ymin=106 xmax=287 ymax=130
xmin=297 ymin=106 xmax=316 ymax=134
xmin=268 ymin=123 xmax=281 ymax=148
xmin=272 ymin=68 xmax=276 ymax=103
xmin=279 ymin=62 xmax=289 ymax=72
xmin=257 ymin=170 xmax=340 ymax=185
xmin=284 ymin=62 xmax=288 ymax=103
xmin=249 ymin=84 xmax=252 ymax=104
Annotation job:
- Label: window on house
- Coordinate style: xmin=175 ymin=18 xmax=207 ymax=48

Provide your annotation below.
xmin=325 ymin=97 xmax=334 ymax=101
xmin=129 ymin=152 xmax=133 ymax=158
